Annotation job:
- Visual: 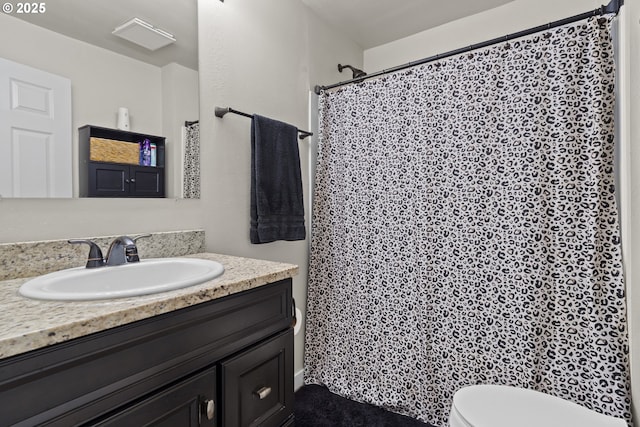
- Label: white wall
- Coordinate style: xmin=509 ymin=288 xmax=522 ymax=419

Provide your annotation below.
xmin=364 ymin=0 xmax=638 ymax=422
xmin=0 ymin=13 xmax=203 ymax=243
xmin=161 ymin=63 xmax=200 ymax=198
xmin=0 ymin=14 xmax=164 ymax=134
xmin=197 ymin=0 xmax=362 ymax=375
xmin=365 ymin=0 xmax=604 ymax=71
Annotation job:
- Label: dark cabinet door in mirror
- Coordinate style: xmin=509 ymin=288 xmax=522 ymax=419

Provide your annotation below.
xmin=88 ymin=163 xmax=164 ymax=197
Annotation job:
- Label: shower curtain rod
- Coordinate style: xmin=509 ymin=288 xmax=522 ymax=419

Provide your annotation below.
xmin=314 ymin=0 xmax=623 ymax=95
xmin=214 ymin=106 xmax=313 ymax=140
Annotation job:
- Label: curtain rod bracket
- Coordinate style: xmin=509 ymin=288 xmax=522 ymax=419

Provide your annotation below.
xmin=604 ymin=0 xmax=623 ymax=14
xmin=214 ymin=106 xmax=231 ymax=118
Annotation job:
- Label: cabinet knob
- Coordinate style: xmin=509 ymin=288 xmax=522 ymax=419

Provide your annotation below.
xmin=202 ymin=399 xmax=215 ymax=420
xmin=254 ymin=386 xmax=272 ymax=400
xmin=124 ymin=179 xmax=130 ymax=184
xmin=130 ymin=178 xmax=136 ymax=183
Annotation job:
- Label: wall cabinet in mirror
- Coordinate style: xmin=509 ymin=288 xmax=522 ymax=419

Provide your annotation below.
xmin=79 ymin=125 xmax=166 ymax=198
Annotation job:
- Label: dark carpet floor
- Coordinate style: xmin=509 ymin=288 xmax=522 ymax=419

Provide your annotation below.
xmin=294 ymin=384 xmax=435 ymax=427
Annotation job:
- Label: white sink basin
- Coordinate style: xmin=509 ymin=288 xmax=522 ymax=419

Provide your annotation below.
xmin=19 ymin=258 xmax=225 ymax=301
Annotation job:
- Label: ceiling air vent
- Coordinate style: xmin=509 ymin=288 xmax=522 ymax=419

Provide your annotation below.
xmin=112 ymin=18 xmax=176 ymax=51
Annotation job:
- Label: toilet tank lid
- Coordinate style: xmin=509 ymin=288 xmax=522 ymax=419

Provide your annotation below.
xmin=452 ymin=385 xmax=626 ymax=427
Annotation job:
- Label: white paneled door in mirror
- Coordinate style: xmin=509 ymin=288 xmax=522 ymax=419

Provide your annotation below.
xmin=0 ymin=57 xmax=72 ymax=198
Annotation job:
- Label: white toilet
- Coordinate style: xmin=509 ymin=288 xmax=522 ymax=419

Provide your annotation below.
xmin=449 ymin=385 xmax=627 ymax=427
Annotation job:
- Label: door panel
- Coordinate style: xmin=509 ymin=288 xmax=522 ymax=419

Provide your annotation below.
xmin=11 ymin=128 xmax=52 ymax=197
xmin=0 ymin=57 xmax=72 ymax=198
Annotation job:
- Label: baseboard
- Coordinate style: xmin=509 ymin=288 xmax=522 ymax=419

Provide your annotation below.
xmin=294 ymin=368 xmax=305 ymax=391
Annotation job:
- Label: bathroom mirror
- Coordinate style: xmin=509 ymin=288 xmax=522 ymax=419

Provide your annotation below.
xmin=0 ymin=0 xmax=199 ymax=199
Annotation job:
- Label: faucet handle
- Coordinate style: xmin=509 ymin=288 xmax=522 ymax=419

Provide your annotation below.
xmin=68 ymin=239 xmax=104 ymax=268
xmin=127 ymin=234 xmax=151 ymax=263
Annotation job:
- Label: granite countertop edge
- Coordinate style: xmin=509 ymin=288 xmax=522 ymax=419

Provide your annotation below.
xmin=0 ymin=253 xmax=298 ymax=360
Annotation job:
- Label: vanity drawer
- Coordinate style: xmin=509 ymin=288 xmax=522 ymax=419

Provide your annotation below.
xmin=221 ymin=329 xmax=293 ymax=427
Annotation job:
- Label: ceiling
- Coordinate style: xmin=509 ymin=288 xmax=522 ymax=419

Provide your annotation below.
xmin=302 ymin=0 xmax=515 ymax=49
xmin=7 ymin=0 xmax=198 ymax=70
xmin=7 ymin=0 xmax=514 ymax=70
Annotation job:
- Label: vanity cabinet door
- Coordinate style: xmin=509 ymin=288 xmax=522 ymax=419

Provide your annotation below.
xmin=94 ymin=366 xmax=217 ymax=427
xmin=221 ymin=329 xmax=294 ymax=427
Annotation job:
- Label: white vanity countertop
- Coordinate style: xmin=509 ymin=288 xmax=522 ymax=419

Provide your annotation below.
xmin=0 ymin=253 xmax=298 ymax=359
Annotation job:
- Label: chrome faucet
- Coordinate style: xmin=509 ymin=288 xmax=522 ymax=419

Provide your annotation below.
xmin=105 ymin=234 xmax=151 ymax=266
xmin=68 ymin=234 xmax=151 ymax=268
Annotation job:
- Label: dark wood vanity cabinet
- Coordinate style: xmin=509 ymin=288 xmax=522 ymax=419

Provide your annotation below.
xmin=0 ymin=279 xmax=294 ymax=427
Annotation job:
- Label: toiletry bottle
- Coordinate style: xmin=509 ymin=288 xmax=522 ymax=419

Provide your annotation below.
xmin=150 ymin=143 xmax=157 ymax=167
xmin=140 ymin=139 xmax=151 ymax=166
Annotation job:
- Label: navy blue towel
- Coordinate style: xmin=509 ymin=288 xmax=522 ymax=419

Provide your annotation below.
xmin=250 ymin=114 xmax=306 ymax=244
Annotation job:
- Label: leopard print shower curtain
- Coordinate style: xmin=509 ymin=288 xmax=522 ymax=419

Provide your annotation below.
xmin=183 ymin=121 xmax=200 ymax=199
xmin=304 ymin=17 xmax=631 ymax=427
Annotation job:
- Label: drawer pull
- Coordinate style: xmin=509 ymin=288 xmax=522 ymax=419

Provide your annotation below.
xmin=254 ymin=386 xmax=272 ymax=400
xmin=202 ymin=399 xmax=215 ymax=420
